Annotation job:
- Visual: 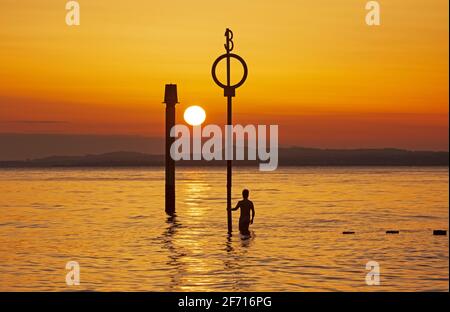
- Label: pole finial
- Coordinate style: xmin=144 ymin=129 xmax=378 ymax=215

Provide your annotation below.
xmin=224 ymin=28 xmax=234 ymax=53
xmin=212 ymin=30 xmax=248 ymax=98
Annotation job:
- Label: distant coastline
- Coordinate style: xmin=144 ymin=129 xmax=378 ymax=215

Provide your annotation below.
xmin=0 ymin=148 xmax=448 ymax=167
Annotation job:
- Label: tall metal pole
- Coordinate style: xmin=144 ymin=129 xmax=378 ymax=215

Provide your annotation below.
xmin=225 ymin=33 xmax=233 ymax=234
xmin=212 ymin=28 xmax=248 ymax=234
xmin=226 ymin=96 xmax=233 ymax=234
xmin=164 ymin=84 xmax=177 ymax=216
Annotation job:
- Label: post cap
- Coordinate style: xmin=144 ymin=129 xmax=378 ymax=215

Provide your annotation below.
xmin=164 ymin=84 xmax=178 ymax=104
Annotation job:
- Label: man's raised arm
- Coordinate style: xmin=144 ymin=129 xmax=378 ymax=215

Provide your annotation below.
xmin=230 ymin=201 xmax=240 ymax=211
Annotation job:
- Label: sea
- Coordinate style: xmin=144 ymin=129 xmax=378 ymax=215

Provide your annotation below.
xmin=0 ymin=167 xmax=448 ymax=291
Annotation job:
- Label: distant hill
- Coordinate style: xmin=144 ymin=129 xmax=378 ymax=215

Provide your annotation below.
xmin=0 ymin=152 xmax=163 ymax=167
xmin=0 ymin=148 xmax=447 ymax=167
xmin=278 ymin=147 xmax=449 ymax=166
xmin=0 ymin=133 xmax=164 ymax=161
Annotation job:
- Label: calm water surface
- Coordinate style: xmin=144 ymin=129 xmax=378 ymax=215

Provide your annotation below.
xmin=0 ymin=167 xmax=448 ymax=291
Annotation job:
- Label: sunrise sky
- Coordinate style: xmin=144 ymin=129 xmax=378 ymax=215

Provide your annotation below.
xmin=0 ymin=0 xmax=448 ymax=152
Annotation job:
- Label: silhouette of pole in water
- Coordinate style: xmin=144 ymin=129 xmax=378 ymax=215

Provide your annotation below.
xmin=164 ymin=84 xmax=178 ymax=216
xmin=212 ymin=29 xmax=248 ymax=233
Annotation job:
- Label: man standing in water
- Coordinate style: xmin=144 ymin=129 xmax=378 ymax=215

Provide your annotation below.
xmin=229 ymin=189 xmax=255 ymax=236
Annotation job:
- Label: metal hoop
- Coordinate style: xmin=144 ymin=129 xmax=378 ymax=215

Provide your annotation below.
xmin=211 ymin=53 xmax=248 ymax=90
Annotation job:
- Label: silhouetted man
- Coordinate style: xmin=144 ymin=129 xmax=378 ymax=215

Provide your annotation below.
xmin=229 ymin=189 xmax=255 ymax=236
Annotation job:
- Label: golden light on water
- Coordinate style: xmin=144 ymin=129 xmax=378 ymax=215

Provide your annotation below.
xmin=184 ymin=106 xmax=206 ymax=126
xmin=0 ymin=167 xmax=448 ymax=291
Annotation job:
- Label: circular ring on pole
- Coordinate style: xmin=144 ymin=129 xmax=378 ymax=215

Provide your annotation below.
xmin=211 ymin=53 xmax=248 ymax=90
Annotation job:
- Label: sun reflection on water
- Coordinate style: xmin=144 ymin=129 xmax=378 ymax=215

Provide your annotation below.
xmin=0 ymin=167 xmax=447 ymax=291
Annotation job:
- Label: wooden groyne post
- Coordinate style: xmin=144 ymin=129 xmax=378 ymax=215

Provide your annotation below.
xmin=164 ymin=84 xmax=178 ymax=216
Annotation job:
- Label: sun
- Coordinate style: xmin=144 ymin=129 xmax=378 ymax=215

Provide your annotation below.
xmin=184 ymin=106 xmax=206 ymax=126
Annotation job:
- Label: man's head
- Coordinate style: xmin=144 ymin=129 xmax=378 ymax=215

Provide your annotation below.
xmin=242 ymin=189 xmax=249 ymax=199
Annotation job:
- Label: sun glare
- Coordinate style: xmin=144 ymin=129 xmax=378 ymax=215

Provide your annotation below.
xmin=184 ymin=106 xmax=206 ymax=126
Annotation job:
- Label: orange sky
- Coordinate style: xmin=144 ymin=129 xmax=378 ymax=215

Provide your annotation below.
xmin=0 ymin=0 xmax=448 ymax=150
